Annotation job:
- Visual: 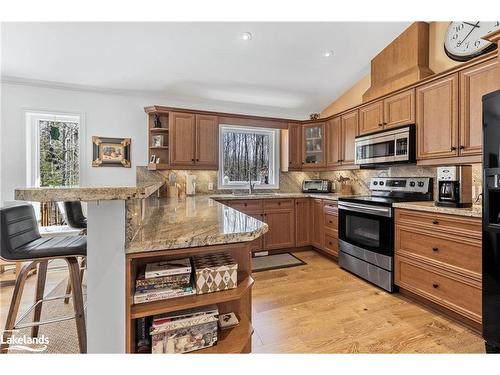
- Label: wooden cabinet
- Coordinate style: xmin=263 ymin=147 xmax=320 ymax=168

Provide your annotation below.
xmin=416 ymin=74 xmax=459 ymax=160
xmin=170 ymin=112 xmax=219 ymax=169
xmin=311 ymin=199 xmax=324 ymax=249
xmin=359 ymin=89 xmax=415 ymax=135
xmin=326 ymin=116 xmax=342 ymax=167
xmin=340 ymin=110 xmax=359 ymax=165
xmin=195 ymin=115 xmax=218 ymax=168
xmin=359 ymin=100 xmax=384 ymax=135
xmin=295 ymin=199 xmax=311 ymax=246
xmin=263 ymin=199 xmax=295 ymax=250
xmin=460 ymin=59 xmax=499 ymax=156
xmin=288 ymin=123 xmax=303 ymax=170
xmin=302 ymin=122 xmax=326 ymax=168
xmin=383 ymin=89 xmax=415 ymax=128
xmin=395 ymin=208 xmax=482 ymax=324
xmin=170 ymin=112 xmax=196 ymax=166
xmin=322 ymin=201 xmax=339 ymax=257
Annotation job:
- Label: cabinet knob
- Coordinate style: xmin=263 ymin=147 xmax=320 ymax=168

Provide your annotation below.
xmin=432 ymin=283 xmax=439 ymax=289
xmin=244 ymin=203 xmax=248 ymax=206
xmin=450 ymin=146 xmax=457 ymax=151
xmin=278 ymin=202 xmax=281 ymax=205
xmin=459 ymin=145 xmax=465 ymax=150
xmin=432 ymin=219 xmax=439 ymax=225
xmin=196 ymin=158 xmax=199 ymax=162
xmin=383 ymin=122 xmax=388 ymax=125
xmin=329 ymin=220 xmax=333 ymax=224
xmin=329 ymin=241 xmax=333 ymax=245
xmin=289 ymin=161 xmax=292 ymax=165
xmin=191 ymin=158 xmax=195 ymax=162
xmin=432 ymin=247 xmax=439 ymax=252
xmin=378 ymin=123 xmax=383 ymax=127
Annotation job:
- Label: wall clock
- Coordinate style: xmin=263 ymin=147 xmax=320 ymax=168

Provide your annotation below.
xmin=444 ymin=21 xmax=500 ymax=61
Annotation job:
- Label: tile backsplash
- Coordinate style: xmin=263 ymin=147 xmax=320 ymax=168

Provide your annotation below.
xmin=137 ymin=164 xmax=482 ymax=202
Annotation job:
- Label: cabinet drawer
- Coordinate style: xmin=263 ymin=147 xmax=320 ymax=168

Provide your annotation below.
xmin=396 ymin=226 xmax=481 ymax=276
xmin=263 ymin=199 xmax=294 ymax=210
xmin=395 ymin=256 xmax=481 ymax=323
xmin=395 ymin=209 xmax=481 ymax=239
xmin=229 ymin=200 xmax=262 ymax=212
xmin=324 ymin=233 xmax=339 ymax=257
xmin=324 ymin=212 xmax=338 ymax=233
xmin=323 ymin=200 xmax=338 ymax=213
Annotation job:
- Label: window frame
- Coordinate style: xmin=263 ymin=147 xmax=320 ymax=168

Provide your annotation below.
xmin=218 ymin=124 xmax=280 ymax=190
xmin=25 ymin=110 xmax=85 ymax=189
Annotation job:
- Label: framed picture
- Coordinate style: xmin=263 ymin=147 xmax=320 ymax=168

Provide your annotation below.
xmin=92 ymin=136 xmax=131 ymax=167
xmin=150 ymin=154 xmax=157 ymax=164
xmin=152 ymin=135 xmax=164 ymax=147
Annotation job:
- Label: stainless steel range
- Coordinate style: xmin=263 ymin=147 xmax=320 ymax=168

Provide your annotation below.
xmin=338 ymin=177 xmax=433 ymax=292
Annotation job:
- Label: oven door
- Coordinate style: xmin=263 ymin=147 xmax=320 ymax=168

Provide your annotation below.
xmin=338 ymin=201 xmax=393 ymax=257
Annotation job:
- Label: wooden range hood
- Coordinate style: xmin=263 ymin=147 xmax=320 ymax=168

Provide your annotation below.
xmin=363 ymin=22 xmax=434 ymax=102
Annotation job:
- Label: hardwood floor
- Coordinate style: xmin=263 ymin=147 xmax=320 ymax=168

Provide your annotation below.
xmin=252 ymin=250 xmax=485 ymax=353
xmin=1 ymin=251 xmax=485 ymax=353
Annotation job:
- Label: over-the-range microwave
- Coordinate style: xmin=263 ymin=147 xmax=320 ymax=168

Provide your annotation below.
xmin=354 ymin=125 xmax=416 ymax=166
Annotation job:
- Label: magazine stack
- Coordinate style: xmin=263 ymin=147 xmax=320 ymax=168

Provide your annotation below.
xmin=150 ymin=305 xmax=219 ymax=353
xmin=134 ymin=258 xmax=194 ymax=304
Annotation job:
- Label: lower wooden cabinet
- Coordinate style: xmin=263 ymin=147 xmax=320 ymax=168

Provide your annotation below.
xmin=311 ymin=199 xmax=324 ymax=249
xmin=295 ymin=199 xmax=311 ymax=246
xmin=395 ymin=208 xmax=482 ymax=324
xmin=263 ymin=205 xmax=295 ymax=250
xmin=321 ymin=201 xmax=339 ymax=257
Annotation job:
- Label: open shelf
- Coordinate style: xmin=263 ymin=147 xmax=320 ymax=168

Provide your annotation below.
xmin=194 ymin=318 xmax=252 ymax=354
xmin=130 ymin=276 xmax=254 ymax=319
xmin=149 ymin=128 xmax=169 ymax=133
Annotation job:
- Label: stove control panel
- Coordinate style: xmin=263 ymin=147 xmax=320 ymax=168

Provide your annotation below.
xmin=369 ymin=177 xmax=431 ymax=194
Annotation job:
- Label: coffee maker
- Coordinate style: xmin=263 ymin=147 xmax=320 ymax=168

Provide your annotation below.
xmin=436 ymin=165 xmax=472 ymax=208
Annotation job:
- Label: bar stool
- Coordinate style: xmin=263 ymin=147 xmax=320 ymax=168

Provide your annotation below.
xmin=0 ymin=203 xmax=87 ymax=354
xmin=59 ymin=201 xmax=87 ymax=304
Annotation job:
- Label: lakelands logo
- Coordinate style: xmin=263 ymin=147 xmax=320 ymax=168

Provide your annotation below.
xmin=1 ymin=329 xmax=49 ymax=352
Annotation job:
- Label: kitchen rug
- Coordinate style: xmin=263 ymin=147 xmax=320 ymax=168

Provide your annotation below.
xmin=251 ymin=253 xmax=306 ymax=273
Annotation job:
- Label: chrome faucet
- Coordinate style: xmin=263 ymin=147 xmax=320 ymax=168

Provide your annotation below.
xmin=248 ymin=172 xmax=255 ymax=195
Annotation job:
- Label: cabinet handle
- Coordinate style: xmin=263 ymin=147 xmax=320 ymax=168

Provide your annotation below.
xmin=432 ymin=219 xmax=439 ymax=224
xmin=329 ymin=220 xmax=333 ymax=224
xmin=450 ymin=146 xmax=457 ymax=151
xmin=289 ymin=161 xmax=292 ymax=165
xmin=378 ymin=123 xmax=383 ymax=127
xmin=459 ymin=145 xmax=465 ymax=150
xmin=196 ymin=158 xmax=199 ymax=162
xmin=432 ymin=283 xmax=439 ymax=289
xmin=278 ymin=202 xmax=281 ymax=205
xmin=244 ymin=203 xmax=248 ymax=206
xmin=191 ymin=158 xmax=195 ymax=162
xmin=383 ymin=122 xmax=388 ymax=125
xmin=432 ymin=247 xmax=439 ymax=252
xmin=329 ymin=241 xmax=333 ymax=245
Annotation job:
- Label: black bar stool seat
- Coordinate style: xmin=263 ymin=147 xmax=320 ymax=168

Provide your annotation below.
xmin=0 ymin=202 xmax=87 ymax=354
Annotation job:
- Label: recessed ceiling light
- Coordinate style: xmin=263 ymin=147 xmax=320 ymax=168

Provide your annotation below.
xmin=324 ymin=50 xmax=334 ymax=57
xmin=241 ymin=32 xmax=252 ymax=41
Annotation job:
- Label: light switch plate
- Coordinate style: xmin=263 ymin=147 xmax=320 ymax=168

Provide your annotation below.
xmin=208 ymin=182 xmax=214 ymax=191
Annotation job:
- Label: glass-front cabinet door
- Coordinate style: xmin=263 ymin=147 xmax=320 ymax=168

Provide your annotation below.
xmin=302 ymin=122 xmax=326 ymax=168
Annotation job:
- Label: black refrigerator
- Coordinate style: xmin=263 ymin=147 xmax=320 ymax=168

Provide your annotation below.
xmin=483 ymin=89 xmax=500 ymax=353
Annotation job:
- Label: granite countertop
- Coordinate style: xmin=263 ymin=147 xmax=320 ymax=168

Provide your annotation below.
xmin=126 ymin=195 xmax=268 ymax=253
xmin=393 ymin=201 xmax=482 ymax=218
xmin=211 ymin=192 xmax=354 ymax=201
xmin=14 ymin=181 xmax=164 ymax=202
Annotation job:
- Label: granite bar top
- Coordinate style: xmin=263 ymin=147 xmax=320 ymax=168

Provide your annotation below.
xmin=211 ymin=192 xmax=355 ymax=202
xmin=14 ymin=182 xmax=164 ymax=202
xmin=393 ymin=201 xmax=482 ymax=218
xmin=126 ymin=195 xmax=268 ymax=253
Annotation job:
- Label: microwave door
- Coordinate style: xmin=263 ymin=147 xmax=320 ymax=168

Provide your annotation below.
xmin=356 ymin=135 xmax=396 ymax=164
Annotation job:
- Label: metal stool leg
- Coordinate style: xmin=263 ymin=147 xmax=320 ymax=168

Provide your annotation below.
xmin=64 ymin=257 xmax=86 ymax=304
xmin=66 ymin=257 xmax=86 ymax=353
xmin=0 ymin=261 xmax=38 ymax=354
xmin=31 ymin=260 xmax=48 ymax=338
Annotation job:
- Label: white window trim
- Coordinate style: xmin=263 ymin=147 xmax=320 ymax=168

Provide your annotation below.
xmin=25 ymin=110 xmax=85 ymax=188
xmin=218 ymin=124 xmax=280 ymax=190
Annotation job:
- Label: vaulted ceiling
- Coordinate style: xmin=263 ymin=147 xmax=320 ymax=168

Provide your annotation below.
xmin=1 ymin=22 xmax=410 ymax=119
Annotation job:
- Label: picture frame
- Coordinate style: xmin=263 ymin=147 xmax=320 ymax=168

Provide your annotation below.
xmin=92 ymin=136 xmax=131 ymax=168
xmin=150 ymin=154 xmax=157 ymax=164
xmin=152 ymin=135 xmax=164 ymax=147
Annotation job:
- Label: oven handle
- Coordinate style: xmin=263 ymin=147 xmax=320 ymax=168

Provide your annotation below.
xmin=338 ymin=201 xmax=392 ymax=217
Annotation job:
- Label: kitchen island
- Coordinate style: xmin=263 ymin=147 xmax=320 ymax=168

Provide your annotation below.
xmin=14 ymin=184 xmax=267 ymax=353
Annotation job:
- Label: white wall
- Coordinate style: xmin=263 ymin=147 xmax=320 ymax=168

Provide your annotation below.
xmin=1 ymin=83 xmax=152 ymax=203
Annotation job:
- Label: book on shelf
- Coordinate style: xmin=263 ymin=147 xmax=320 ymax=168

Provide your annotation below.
xmin=135 ymin=270 xmax=191 ymax=291
xmin=150 ymin=305 xmax=219 ymax=354
xmin=135 ymin=317 xmax=151 ymax=353
xmin=133 ymin=285 xmax=195 ymax=304
xmin=145 ymin=258 xmax=192 ymax=279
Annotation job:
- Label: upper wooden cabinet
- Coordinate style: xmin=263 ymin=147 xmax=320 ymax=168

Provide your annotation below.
xmin=460 ymin=59 xmax=499 ymax=156
xmin=416 ymin=74 xmax=459 ymax=160
xmin=383 ymin=89 xmax=415 ymax=129
xmin=170 ymin=112 xmax=219 ymax=169
xmin=195 ymin=114 xmax=218 ymax=168
xmin=340 ymin=110 xmax=359 ymax=165
xmin=170 ymin=112 xmax=196 ymax=166
xmin=359 ymin=100 xmax=384 ymax=135
xmin=359 ymin=89 xmax=415 ymax=135
xmin=288 ymin=122 xmax=303 ymax=170
xmin=302 ymin=122 xmax=326 ymax=168
xmin=326 ymin=116 xmax=342 ymax=167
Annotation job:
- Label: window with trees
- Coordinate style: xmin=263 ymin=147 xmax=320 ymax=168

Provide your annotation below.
xmin=218 ymin=125 xmax=279 ymax=189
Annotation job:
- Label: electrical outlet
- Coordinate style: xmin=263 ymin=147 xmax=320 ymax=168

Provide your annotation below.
xmin=208 ymin=182 xmax=214 ymax=191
